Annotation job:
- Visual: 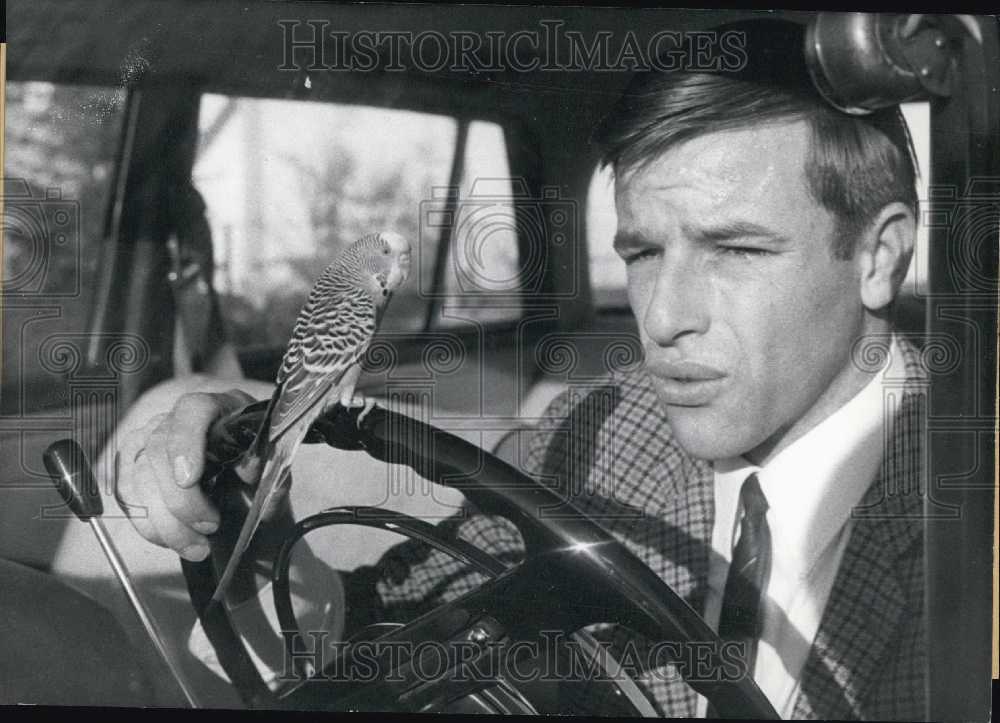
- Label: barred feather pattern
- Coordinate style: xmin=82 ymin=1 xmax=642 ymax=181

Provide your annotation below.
xmin=269 ymin=287 xmax=376 ymax=442
xmin=269 ymin=232 xmax=394 ymax=442
xmin=278 ymin=233 xmax=389 ymax=381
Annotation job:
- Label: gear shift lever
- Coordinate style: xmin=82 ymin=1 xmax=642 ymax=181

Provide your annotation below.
xmin=43 ymin=438 xmax=200 ymax=708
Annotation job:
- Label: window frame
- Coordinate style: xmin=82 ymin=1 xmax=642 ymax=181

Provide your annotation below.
xmin=183 ymin=86 xmax=548 ymax=380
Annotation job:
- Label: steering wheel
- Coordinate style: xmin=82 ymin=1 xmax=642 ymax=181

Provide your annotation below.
xmin=180 ymin=401 xmax=779 ymax=717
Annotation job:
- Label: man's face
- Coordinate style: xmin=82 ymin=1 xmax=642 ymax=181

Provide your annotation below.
xmin=615 ymin=121 xmax=870 ymax=463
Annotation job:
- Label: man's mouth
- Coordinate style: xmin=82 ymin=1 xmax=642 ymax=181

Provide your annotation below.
xmin=644 ymin=358 xmax=728 ymax=406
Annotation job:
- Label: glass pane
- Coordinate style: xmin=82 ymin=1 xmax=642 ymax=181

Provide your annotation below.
xmin=3 ymin=82 xmax=126 ymax=412
xmin=193 ymin=95 xmax=457 ymax=350
xmin=3 ymin=81 xmax=123 ymax=304
xmin=899 ymin=101 xmax=930 ymax=298
xmin=586 ymin=164 xmax=627 ymax=310
xmin=436 ymin=121 xmax=522 ymax=326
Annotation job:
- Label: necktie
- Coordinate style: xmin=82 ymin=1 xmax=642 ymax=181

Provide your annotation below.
xmin=708 ymin=473 xmax=771 ymax=717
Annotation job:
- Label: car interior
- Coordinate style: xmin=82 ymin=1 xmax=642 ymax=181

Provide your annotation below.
xmin=3 ymin=2 xmax=997 ymax=716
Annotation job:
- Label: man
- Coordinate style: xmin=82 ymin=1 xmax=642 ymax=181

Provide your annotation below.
xmin=117 ymin=19 xmax=925 ymax=719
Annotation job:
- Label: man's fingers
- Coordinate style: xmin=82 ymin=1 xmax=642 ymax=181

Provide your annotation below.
xmin=114 ymin=461 xmax=161 ymax=547
xmin=136 ymin=454 xmax=211 ymax=560
xmin=114 ymin=413 xmax=167 ymax=522
xmin=119 ymin=428 xmax=213 ymax=559
xmin=146 ymin=389 xmax=258 ymax=532
xmin=166 ymin=390 xmax=256 ymax=489
xmin=115 ymin=388 xmax=260 ymax=554
xmin=114 ymin=420 xmax=174 ymax=549
xmin=163 ymin=392 xmax=227 ymax=488
xmin=145 ymin=407 xmax=219 ymax=532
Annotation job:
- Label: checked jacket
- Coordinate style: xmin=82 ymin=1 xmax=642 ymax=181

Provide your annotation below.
xmin=343 ymin=337 xmax=929 ymax=719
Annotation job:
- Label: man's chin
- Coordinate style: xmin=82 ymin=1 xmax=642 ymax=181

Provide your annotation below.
xmin=659 ymin=401 xmax=759 ymax=462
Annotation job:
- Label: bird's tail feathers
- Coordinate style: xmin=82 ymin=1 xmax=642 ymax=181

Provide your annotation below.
xmin=210 ymin=443 xmax=293 ymax=603
xmin=250 ymin=383 xmax=286 ymax=461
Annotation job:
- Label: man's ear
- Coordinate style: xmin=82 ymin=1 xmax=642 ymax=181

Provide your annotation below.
xmin=857 ymin=202 xmax=916 ymax=311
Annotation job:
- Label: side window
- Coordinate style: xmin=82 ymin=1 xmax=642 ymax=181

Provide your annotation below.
xmin=3 ymin=81 xmax=125 ymax=412
xmin=899 ymin=102 xmax=930 ymax=297
xmin=192 ymin=95 xmax=458 ymax=351
xmin=584 ymin=101 xmax=932 ymax=308
xmin=586 ymin=164 xmax=627 ymax=309
xmin=4 ymin=82 xmax=123 ymax=304
xmin=434 ymin=121 xmax=522 ymax=326
xmin=193 ymin=99 xmax=525 ymax=360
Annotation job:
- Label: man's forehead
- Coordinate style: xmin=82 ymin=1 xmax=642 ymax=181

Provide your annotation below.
xmin=613 ymin=120 xmax=813 ymax=206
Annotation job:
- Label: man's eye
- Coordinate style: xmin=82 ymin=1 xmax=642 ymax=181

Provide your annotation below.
xmin=624 ymin=248 xmax=660 ymax=265
xmin=717 ymin=245 xmax=768 ymax=259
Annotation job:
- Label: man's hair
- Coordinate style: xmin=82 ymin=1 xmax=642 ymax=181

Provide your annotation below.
xmin=592 ymin=71 xmax=919 ymax=259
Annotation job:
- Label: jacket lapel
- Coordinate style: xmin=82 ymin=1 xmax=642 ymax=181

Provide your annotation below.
xmin=653 ymin=452 xmax=713 ymax=717
xmin=591 ymin=373 xmax=715 ymax=717
xmin=791 ymin=339 xmax=927 ymax=719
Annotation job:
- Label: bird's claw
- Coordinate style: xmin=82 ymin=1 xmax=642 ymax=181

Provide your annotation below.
xmin=355 ymin=396 xmax=377 ymax=428
xmin=332 ymin=394 xmax=377 ymax=428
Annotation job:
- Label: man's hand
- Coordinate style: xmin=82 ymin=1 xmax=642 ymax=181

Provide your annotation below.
xmin=115 ymin=389 xmax=257 ymax=561
xmin=111 ymin=382 xmax=348 ymax=672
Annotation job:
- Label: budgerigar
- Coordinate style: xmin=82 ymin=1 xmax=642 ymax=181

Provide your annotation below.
xmin=211 ymin=231 xmax=411 ymax=604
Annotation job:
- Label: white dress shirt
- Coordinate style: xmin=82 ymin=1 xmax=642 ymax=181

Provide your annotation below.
xmin=697 ymin=337 xmax=904 ymax=718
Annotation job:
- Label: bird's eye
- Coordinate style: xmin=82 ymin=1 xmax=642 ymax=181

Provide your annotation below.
xmin=382 ymin=289 xmax=388 ymax=296
xmin=383 ymin=249 xmax=389 ymax=255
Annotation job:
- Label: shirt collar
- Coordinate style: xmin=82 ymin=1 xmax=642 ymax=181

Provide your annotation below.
xmin=714 ymin=335 xmax=905 ymax=579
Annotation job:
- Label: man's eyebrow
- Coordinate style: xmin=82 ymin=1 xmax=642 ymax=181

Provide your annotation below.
xmin=612 ymin=223 xmax=791 ymax=253
xmin=687 ymin=220 xmax=790 ymax=245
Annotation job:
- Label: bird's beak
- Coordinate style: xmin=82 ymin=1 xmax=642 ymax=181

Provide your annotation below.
xmin=388 ymin=253 xmax=411 ymax=290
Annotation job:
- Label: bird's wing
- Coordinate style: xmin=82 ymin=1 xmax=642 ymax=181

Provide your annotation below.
xmin=268 ymin=300 xmax=376 ymax=443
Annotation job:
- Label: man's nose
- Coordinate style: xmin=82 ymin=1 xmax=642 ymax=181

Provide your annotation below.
xmin=642 ymin=256 xmax=709 ymax=345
